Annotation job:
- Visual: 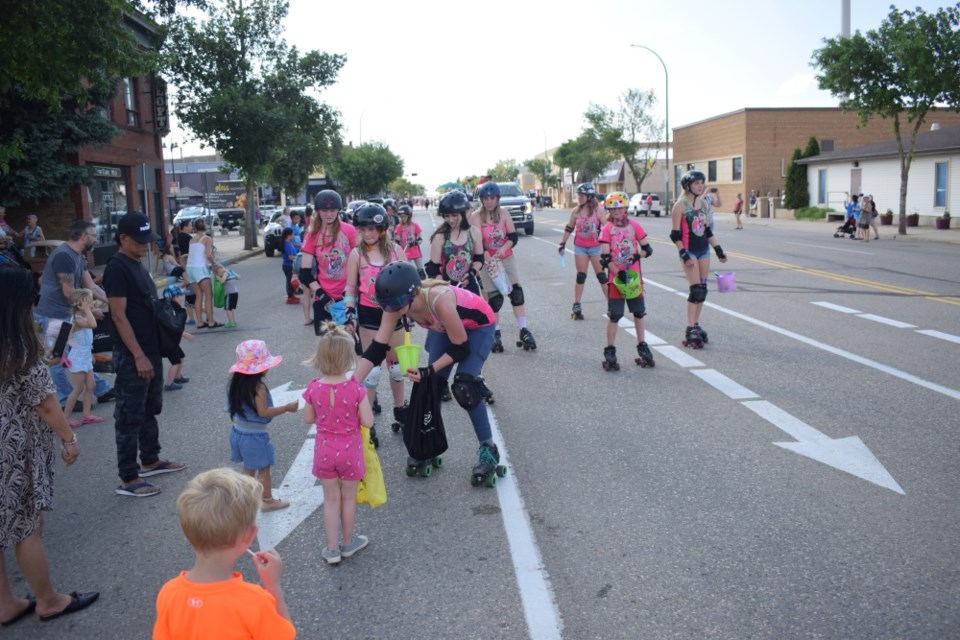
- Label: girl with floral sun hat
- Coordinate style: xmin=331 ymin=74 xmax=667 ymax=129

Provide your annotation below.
xmin=227 ymin=340 xmax=299 ymax=512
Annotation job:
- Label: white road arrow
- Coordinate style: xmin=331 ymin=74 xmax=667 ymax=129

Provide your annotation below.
xmin=742 ymin=400 xmax=904 ymax=494
xmin=255 ymin=382 xmax=324 ymax=551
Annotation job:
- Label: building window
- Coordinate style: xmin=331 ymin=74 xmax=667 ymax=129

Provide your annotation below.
xmin=708 ymin=161 xmax=717 ymax=182
xmin=820 ymin=139 xmax=835 ymax=152
xmin=934 ymin=161 xmax=948 ymax=207
xmin=818 ymin=169 xmax=827 ymax=204
xmin=781 ymin=159 xmax=786 ymax=178
xmin=732 ymin=157 xmax=742 ymax=182
xmin=123 ymin=77 xmax=139 ymax=127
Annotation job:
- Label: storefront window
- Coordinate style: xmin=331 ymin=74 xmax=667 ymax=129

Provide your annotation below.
xmin=87 ymin=166 xmax=128 ymax=243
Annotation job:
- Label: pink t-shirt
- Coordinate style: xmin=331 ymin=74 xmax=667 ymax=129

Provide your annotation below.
xmin=479 ymin=214 xmax=513 ymax=259
xmin=394 ymin=222 xmax=422 ymax=260
xmin=417 ymin=286 xmax=495 ymax=333
xmin=302 ymin=378 xmax=365 ymax=437
xmin=301 ymin=223 xmax=357 ymax=297
xmin=599 ymin=219 xmax=647 ymax=269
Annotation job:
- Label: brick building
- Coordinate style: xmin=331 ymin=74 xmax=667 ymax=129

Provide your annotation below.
xmin=671 ymin=108 xmax=960 ymax=213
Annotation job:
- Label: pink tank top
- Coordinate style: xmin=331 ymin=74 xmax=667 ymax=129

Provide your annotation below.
xmin=356 ymin=246 xmax=403 ymax=308
xmin=302 ymin=378 xmax=365 ymax=437
xmin=417 ymin=286 xmax=495 ymax=333
xmin=573 ymin=209 xmax=602 ymax=248
xmin=480 ymin=214 xmax=513 ymax=259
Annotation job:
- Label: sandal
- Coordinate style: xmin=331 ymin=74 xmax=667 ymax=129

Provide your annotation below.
xmin=197 ymin=323 xmax=210 ymax=329
xmin=209 ymin=322 xmax=225 ymax=329
xmin=81 ymin=415 xmax=104 ymax=425
xmin=115 ymin=481 xmax=160 ymax=497
xmin=261 ymin=497 xmax=290 ymax=512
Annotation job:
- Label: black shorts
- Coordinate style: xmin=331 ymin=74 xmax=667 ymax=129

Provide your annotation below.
xmin=168 ymin=346 xmax=186 ymax=366
xmin=358 ymin=304 xmax=404 ymax=331
xmin=226 ymin=292 xmax=239 ymax=310
xmin=608 ymin=295 xmax=646 ymax=318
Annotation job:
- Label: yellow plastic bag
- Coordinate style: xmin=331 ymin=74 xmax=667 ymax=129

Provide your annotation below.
xmin=356 ymin=426 xmax=387 ymax=508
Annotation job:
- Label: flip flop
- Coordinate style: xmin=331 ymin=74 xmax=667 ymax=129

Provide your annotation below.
xmin=81 ymin=415 xmax=104 ymax=425
xmin=0 ymin=597 xmax=35 ymax=627
xmin=38 ymin=591 xmax=99 ymax=622
xmin=115 ymin=481 xmax=161 ymax=497
xmin=138 ymin=460 xmax=187 ymax=477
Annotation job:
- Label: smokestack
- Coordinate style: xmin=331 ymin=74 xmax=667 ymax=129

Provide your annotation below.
xmin=841 ymin=0 xmax=851 ymax=37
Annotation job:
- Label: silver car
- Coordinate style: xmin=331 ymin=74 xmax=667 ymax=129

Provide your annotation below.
xmin=173 ymin=206 xmax=217 ymax=229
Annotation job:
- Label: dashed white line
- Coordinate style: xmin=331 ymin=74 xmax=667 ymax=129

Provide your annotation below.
xmin=856 ymin=313 xmax=917 ymax=329
xmin=690 ymin=369 xmax=760 ymax=399
xmin=813 ymin=301 xmax=861 ymax=313
xmin=915 ymin=329 xmax=960 ymax=345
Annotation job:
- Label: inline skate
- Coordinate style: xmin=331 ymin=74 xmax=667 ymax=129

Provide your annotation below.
xmin=635 ymin=341 xmax=655 ymax=367
xmin=405 ymin=455 xmax=443 ymax=478
xmin=694 ymin=323 xmax=709 ymax=344
xmin=682 ymin=325 xmax=704 ymax=349
xmin=491 ymin=329 xmax=504 ymax=353
xmin=516 ymin=328 xmax=537 ymax=351
xmin=571 ymin=302 xmax=584 ymax=320
xmin=602 ymin=345 xmax=620 ymax=371
xmin=470 ymin=442 xmax=507 ymax=488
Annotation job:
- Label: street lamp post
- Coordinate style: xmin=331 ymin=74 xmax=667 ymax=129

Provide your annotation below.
xmin=164 ymin=142 xmax=180 ymax=215
xmin=630 ymin=44 xmax=670 ymax=211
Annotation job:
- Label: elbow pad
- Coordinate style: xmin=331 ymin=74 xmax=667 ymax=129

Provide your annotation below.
xmin=424 ymin=261 xmax=441 ymax=278
xmin=705 ymin=226 xmax=714 ymax=239
xmin=669 ymin=229 xmax=682 ymax=243
xmin=506 ymin=231 xmax=519 ymax=245
xmin=642 ymin=243 xmax=652 ymax=257
xmin=564 ymin=224 xmax=575 ymax=233
xmin=445 ymin=341 xmax=470 ymax=363
xmin=361 ymin=340 xmax=390 ymax=367
xmin=298 ymin=268 xmax=315 ymax=286
xmin=472 ymin=253 xmax=485 ymax=266
xmin=600 ymin=253 xmax=611 ymax=269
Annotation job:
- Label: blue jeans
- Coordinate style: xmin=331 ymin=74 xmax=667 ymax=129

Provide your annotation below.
xmin=34 ymin=312 xmax=113 ymax=403
xmin=113 ymin=349 xmax=164 ymax=483
xmin=425 ymin=325 xmax=495 ymax=443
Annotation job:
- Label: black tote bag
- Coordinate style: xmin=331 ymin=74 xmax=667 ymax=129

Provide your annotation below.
xmin=403 ymin=370 xmax=448 ymax=461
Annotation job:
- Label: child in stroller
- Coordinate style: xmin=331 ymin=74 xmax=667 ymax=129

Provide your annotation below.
xmin=834 ymin=214 xmax=858 ymax=238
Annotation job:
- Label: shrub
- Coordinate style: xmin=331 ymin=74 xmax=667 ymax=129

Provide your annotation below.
xmin=794 ymin=207 xmax=834 ymax=220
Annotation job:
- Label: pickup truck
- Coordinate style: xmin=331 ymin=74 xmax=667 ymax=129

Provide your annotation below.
xmin=217 ymin=208 xmax=246 ymax=232
xmin=479 ymin=182 xmax=534 ymax=235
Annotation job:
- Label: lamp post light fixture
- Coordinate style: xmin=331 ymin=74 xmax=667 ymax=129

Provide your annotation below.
xmin=630 ymin=44 xmax=670 ymax=211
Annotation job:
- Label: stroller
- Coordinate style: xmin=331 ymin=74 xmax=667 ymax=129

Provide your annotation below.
xmin=834 ymin=215 xmax=858 ymax=239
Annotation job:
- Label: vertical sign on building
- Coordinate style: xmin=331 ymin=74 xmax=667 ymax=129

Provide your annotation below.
xmin=154 ymin=79 xmax=170 ymax=136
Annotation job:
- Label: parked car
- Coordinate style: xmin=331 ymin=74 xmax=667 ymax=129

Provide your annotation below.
xmin=263 ymin=210 xmax=286 ymax=257
xmin=628 ymin=193 xmax=661 ymax=217
xmin=345 ymin=200 xmax=366 ymax=225
xmin=173 ymin=206 xmax=217 ymax=229
xmin=217 ymin=208 xmax=246 ymax=232
xmin=258 ymin=205 xmax=278 ymax=225
xmin=476 ymin=182 xmax=534 ymax=235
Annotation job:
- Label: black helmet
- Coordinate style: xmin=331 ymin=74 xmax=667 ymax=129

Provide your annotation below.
xmin=398 ymin=204 xmax=412 ymax=217
xmin=438 ymin=190 xmax=469 ymax=215
xmin=375 ymin=261 xmax=421 ymax=312
xmin=355 ymin=203 xmax=388 ymax=229
xmin=383 ymin=198 xmax=397 ymax=211
xmin=576 ymin=183 xmax=596 ymax=197
xmin=477 ymin=182 xmax=500 ymax=199
xmin=680 ymin=170 xmax=706 ymax=192
xmin=314 ymin=189 xmax=342 ymax=210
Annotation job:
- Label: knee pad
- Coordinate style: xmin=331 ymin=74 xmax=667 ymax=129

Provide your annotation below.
xmin=363 ymin=366 xmax=381 ymax=389
xmin=597 ymin=272 xmax=608 ymax=285
xmin=488 ymin=292 xmax=504 ymax=313
xmin=509 ymin=284 xmax=524 ymax=307
xmin=388 ymin=361 xmax=403 ymax=382
xmin=451 ymin=373 xmax=483 ymax=411
xmin=608 ymin=311 xmax=624 ymax=323
xmin=576 ymin=271 xmax=587 ymax=285
xmin=688 ymin=284 xmax=707 ymax=304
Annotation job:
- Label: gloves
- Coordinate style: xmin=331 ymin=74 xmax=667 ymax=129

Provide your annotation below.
xmin=558 ymin=242 xmax=566 ymax=255
xmin=417 ymin=365 xmax=434 ymax=379
xmin=679 ymin=248 xmax=692 ymax=264
xmin=344 ymin=307 xmax=357 ymax=327
xmin=315 ymin=290 xmax=331 ymax=309
xmin=617 ymin=269 xmax=630 ymax=284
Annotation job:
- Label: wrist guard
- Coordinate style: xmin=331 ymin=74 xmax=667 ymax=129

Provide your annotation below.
xmin=714 ymin=245 xmax=726 ymax=260
xmin=600 ymin=253 xmax=611 ymax=269
xmin=679 ymin=248 xmax=692 ymax=263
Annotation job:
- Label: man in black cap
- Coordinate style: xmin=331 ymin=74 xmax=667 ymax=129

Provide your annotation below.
xmin=103 ymin=212 xmax=186 ymax=497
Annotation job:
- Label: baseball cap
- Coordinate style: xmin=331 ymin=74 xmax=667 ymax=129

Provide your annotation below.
xmin=117 ymin=212 xmax=160 ymax=244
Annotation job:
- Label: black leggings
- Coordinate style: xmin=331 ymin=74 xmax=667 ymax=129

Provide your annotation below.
xmin=282 ymin=265 xmax=294 ymax=297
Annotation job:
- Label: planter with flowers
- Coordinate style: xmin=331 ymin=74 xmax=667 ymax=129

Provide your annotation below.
xmin=906 ymin=212 xmax=920 ymax=227
xmin=879 ymin=209 xmax=894 ymax=225
xmin=935 ymin=211 xmax=951 ymax=230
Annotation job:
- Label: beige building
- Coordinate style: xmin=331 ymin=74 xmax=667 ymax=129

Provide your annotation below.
xmin=671 ymin=107 xmax=960 ymax=212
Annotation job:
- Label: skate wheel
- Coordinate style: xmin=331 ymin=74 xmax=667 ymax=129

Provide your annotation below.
xmin=496 ymin=465 xmax=507 ymax=478
xmin=406 ymin=465 xmax=417 ymax=478
xmin=834 ymin=233 xmax=840 ymax=238
xmin=516 ymin=341 xmax=524 ymax=348
xmin=485 ymin=474 xmax=497 ymax=488
xmin=432 ymin=457 xmax=443 ymax=469
xmin=470 ymin=474 xmax=482 ymax=487
xmin=485 ymin=396 xmax=495 ymax=405
xmin=420 ymin=463 xmax=432 ymax=478
xmin=391 ymin=422 xmax=401 ymax=433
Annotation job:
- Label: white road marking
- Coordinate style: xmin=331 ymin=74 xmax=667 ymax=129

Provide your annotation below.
xmin=691 ymin=369 xmax=759 ymax=399
xmin=915 ymin=329 xmax=960 ymax=345
xmin=856 ymin=313 xmax=917 ymax=329
xmin=653 ymin=345 xmax=705 ymax=368
xmin=813 ymin=301 xmax=861 ymax=313
xmin=488 ymin=408 xmax=564 ymax=640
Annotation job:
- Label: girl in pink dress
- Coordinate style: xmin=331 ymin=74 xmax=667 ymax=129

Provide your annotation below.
xmin=303 ymin=322 xmax=375 ymax=565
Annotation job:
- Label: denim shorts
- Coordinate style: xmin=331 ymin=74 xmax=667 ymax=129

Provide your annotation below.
xmin=574 ymin=244 xmax=601 ymax=257
xmin=688 ymin=246 xmax=711 ymax=260
xmin=230 ymin=426 xmax=275 ymax=471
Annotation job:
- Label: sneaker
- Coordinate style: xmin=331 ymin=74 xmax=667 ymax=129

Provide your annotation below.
xmin=340 ymin=534 xmax=368 ymax=558
xmin=173 ymin=376 xmax=190 ymax=384
xmin=321 ymin=547 xmax=341 ymax=565
xmin=225 ymin=321 xmax=236 ymax=328
xmin=185 ymin=319 xmax=196 ymax=325
xmin=164 ymin=382 xmax=183 ymax=392
xmin=96 ymin=389 xmax=116 ymax=404
xmin=261 ymin=497 xmax=290 ymax=512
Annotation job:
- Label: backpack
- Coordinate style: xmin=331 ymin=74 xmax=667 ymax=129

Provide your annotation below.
xmin=155 ymin=298 xmax=186 ymax=359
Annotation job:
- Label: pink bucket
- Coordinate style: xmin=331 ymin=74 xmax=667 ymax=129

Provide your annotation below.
xmin=715 ymin=272 xmax=736 ymax=292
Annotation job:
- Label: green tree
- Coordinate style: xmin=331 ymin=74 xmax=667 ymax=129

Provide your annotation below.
xmin=803 ymin=135 xmax=821 ymax=159
xmin=523 ymin=157 xmax=558 ymax=191
xmin=812 ymin=3 xmax=960 ymax=234
xmin=388 ymin=176 xmax=424 ymax=199
xmin=554 ymin=132 xmax=614 ymax=184
xmin=331 ymin=142 xmax=404 ymax=197
xmin=167 ymin=0 xmax=345 ymax=248
xmin=584 ymin=88 xmax=662 ymax=192
xmin=783 ymin=147 xmax=807 ymax=209
xmin=487 ymin=159 xmax=519 ymax=182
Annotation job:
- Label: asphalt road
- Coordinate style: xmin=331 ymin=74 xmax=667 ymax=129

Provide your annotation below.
xmin=10 ymin=207 xmax=960 ymax=640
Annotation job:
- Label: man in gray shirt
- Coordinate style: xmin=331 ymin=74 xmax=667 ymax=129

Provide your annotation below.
xmin=34 ymin=220 xmax=115 ymax=406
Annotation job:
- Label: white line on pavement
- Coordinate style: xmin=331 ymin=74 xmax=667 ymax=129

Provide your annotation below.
xmin=915 ymin=329 xmax=960 ymax=345
xmin=856 ymin=313 xmax=917 ymax=329
xmin=812 ymin=301 xmax=861 ymax=313
xmin=690 ymin=369 xmax=760 ymax=399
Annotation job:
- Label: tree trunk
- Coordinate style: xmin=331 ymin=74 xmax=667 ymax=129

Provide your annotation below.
xmin=897 ymin=155 xmax=908 ymax=236
xmin=244 ymin=178 xmax=259 ymax=250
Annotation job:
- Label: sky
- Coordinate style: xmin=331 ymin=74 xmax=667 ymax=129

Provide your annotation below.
xmin=167 ymin=0 xmax=950 ymax=194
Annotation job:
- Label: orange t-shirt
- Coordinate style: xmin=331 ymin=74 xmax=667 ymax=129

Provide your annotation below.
xmin=153 ymin=571 xmax=296 ymax=640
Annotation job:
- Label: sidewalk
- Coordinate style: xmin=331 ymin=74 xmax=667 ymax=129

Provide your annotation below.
xmin=712 ymin=212 xmax=960 ymax=245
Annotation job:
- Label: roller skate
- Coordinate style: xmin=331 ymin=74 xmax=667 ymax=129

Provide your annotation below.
xmin=682 ymin=325 xmax=704 ymax=349
xmin=516 ymin=327 xmax=537 ymax=351
xmin=491 ymin=329 xmax=504 ymax=353
xmin=477 ymin=376 xmax=495 ymax=405
xmin=369 ymin=425 xmax=380 ymax=449
xmin=602 ymin=345 xmax=620 ymax=371
xmin=372 ymin=397 xmax=382 ymax=414
xmin=438 ymin=376 xmax=452 ymax=402
xmin=635 ymin=341 xmax=655 ymax=367
xmin=405 ymin=455 xmax=443 ymax=478
xmin=571 ymin=302 xmax=584 ymax=320
xmin=470 ymin=442 xmax=507 ymax=488
xmin=694 ymin=323 xmax=709 ymax=344
xmin=391 ymin=404 xmax=408 ymax=434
